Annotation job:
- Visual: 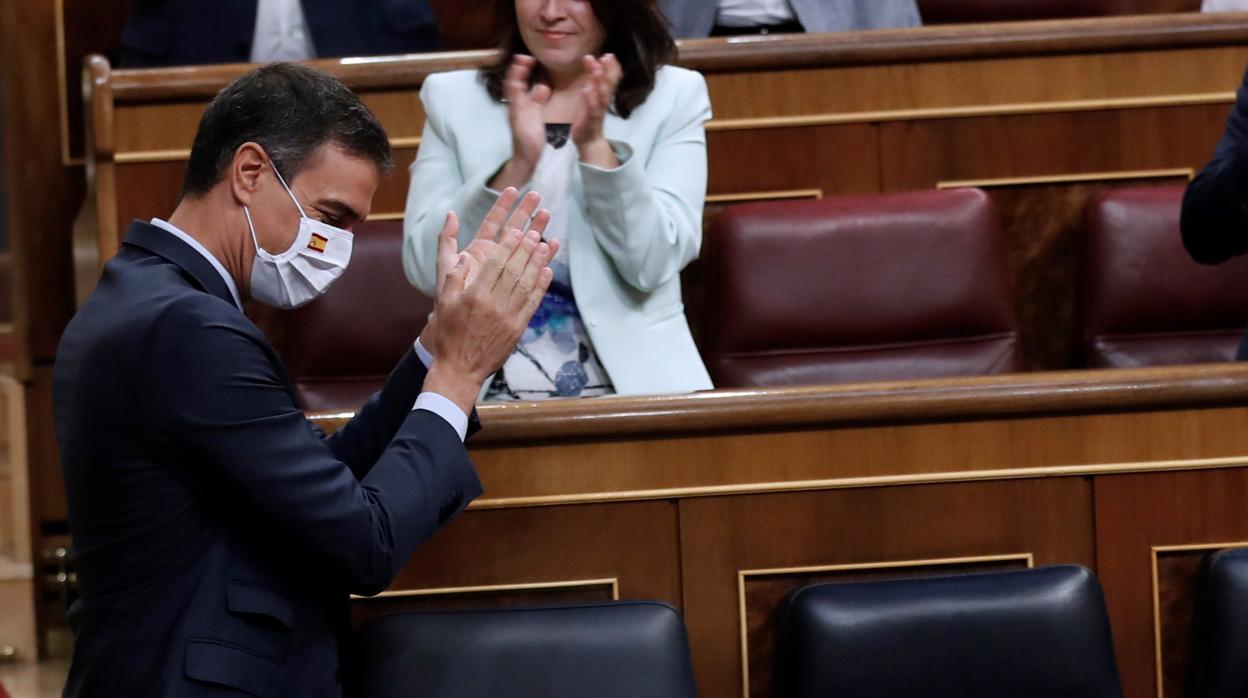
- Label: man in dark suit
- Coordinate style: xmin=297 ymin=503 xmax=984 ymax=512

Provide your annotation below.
xmin=120 ymin=0 xmax=442 ymax=68
xmin=1182 ymin=62 xmax=1248 ymax=358
xmin=53 ymin=62 xmax=555 ymax=696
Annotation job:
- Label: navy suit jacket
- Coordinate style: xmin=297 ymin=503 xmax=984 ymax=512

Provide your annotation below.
xmin=1181 ymin=62 xmax=1248 ymax=359
xmin=120 ymin=0 xmax=441 ymax=68
xmin=53 ymin=221 xmax=482 ymax=697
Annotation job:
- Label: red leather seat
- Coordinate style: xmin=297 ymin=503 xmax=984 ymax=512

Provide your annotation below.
xmin=703 ymin=188 xmax=1023 ymax=388
xmin=1083 ymin=186 xmax=1248 ymax=368
xmin=917 ymin=0 xmax=1117 ymax=23
xmin=283 ymin=220 xmax=434 ymax=412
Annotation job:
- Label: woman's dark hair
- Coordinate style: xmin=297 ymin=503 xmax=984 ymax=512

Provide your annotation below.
xmin=481 ymin=0 xmax=677 ymax=119
xmin=182 ymin=62 xmax=393 ymax=197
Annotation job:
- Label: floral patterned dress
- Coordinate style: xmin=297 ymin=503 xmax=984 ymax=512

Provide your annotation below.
xmin=484 ymin=124 xmax=616 ymax=401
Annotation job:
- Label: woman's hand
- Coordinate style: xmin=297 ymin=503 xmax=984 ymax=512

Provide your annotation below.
xmin=489 ymin=55 xmax=551 ymax=190
xmin=434 ymin=188 xmax=555 ymax=296
xmin=422 ymin=187 xmax=558 ymax=411
xmin=572 ymin=53 xmax=623 ymax=168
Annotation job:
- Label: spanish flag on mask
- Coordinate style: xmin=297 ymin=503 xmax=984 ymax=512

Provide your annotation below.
xmin=307 ymin=233 xmax=328 ymax=253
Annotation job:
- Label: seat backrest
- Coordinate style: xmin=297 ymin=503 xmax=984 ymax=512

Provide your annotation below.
xmin=347 ymin=601 xmax=698 ymax=698
xmin=1193 ymin=547 xmax=1248 ymax=698
xmin=282 ymin=220 xmax=434 ymax=412
xmin=1082 ymin=186 xmax=1248 ymax=368
xmin=703 ymin=188 xmax=1023 ymax=388
xmin=917 ymin=0 xmax=1118 ymax=23
xmin=775 ymin=565 xmax=1124 ymax=698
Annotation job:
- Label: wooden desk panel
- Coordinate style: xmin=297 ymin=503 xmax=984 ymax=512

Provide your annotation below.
xmin=307 ymin=364 xmax=1248 ymax=697
xmin=680 ymin=479 xmax=1095 ymax=698
xmin=1095 ymin=470 xmax=1248 ymax=698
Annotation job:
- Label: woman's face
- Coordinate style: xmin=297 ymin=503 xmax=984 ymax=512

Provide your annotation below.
xmin=515 ymin=0 xmax=607 ymax=79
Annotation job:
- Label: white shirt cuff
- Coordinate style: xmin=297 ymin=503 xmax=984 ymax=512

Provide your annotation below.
xmin=414 ymin=336 xmax=434 ymax=368
xmin=414 ymin=391 xmax=468 ymax=442
xmin=411 ymin=337 xmax=469 ymax=441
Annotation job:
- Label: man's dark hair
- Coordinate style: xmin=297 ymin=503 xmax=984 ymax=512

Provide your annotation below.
xmin=182 ymin=62 xmax=393 ymax=197
xmin=480 ymin=0 xmax=676 ymax=119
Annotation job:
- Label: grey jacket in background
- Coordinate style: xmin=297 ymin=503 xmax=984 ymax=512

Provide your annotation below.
xmin=659 ymin=0 xmax=922 ymax=37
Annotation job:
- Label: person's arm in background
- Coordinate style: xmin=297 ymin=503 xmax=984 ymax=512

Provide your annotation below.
xmin=1182 ymin=64 xmax=1248 ymax=264
xmin=573 ymin=60 xmax=711 ymax=293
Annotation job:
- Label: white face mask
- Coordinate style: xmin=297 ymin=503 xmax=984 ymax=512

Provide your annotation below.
xmin=242 ymin=164 xmax=354 ymax=309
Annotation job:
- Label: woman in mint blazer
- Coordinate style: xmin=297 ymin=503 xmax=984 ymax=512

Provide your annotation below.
xmin=403 ymin=0 xmax=713 ymax=400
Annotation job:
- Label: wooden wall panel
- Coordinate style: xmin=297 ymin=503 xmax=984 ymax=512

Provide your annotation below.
xmin=4 ymin=0 xmax=80 ymax=370
xmin=59 ymin=0 xmax=132 ymax=163
xmin=1095 ymin=470 xmax=1248 ymax=698
xmin=978 ymin=173 xmax=1190 ymax=370
xmin=877 ymin=106 xmax=1228 ymax=369
xmin=458 ymin=404 xmax=1248 ymax=506
xmin=678 ymin=478 xmax=1096 ymax=698
xmin=25 ymin=367 xmax=63 ymax=529
xmin=112 ymin=150 xmax=418 ymax=233
xmin=705 ymin=125 xmax=881 ymax=199
xmin=384 ymin=501 xmax=682 ymax=606
xmin=113 ymin=161 xmax=183 ymax=234
xmin=878 ymin=106 xmax=1227 ymax=190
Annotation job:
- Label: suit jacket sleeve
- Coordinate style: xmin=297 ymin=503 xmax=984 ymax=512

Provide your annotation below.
xmin=579 ymin=71 xmax=712 ymax=293
xmin=403 ymin=75 xmax=504 ymax=297
xmin=320 ymin=347 xmax=482 ymax=480
xmin=321 ymin=347 xmax=423 ymax=480
xmin=145 ymin=298 xmax=482 ymax=596
xmin=1182 ymin=63 xmax=1248 ymax=264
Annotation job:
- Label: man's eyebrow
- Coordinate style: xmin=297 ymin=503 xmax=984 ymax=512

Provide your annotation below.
xmin=316 ymin=198 xmax=364 ymax=224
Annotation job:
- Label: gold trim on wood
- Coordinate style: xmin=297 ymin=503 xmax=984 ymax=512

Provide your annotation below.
xmin=937 ymin=168 xmax=1195 ymax=190
xmin=114 ymin=149 xmax=192 ymax=164
xmin=467 ymin=455 xmax=1248 ymax=510
xmin=705 ymin=93 xmax=1236 ymax=133
xmin=1150 ymin=541 xmax=1248 ymax=698
xmin=737 ymin=554 xmax=1035 ymax=698
xmin=113 ymin=136 xmax=423 ymax=165
xmin=56 ymin=0 xmax=74 ymax=166
xmin=365 ymin=212 xmax=406 ymax=222
xmin=108 ymin=92 xmax=1238 ymax=164
xmin=351 ymin=577 xmax=620 ymax=601
xmin=706 ymin=189 xmax=823 ymax=204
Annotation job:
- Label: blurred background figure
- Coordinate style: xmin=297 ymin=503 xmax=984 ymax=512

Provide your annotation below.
xmin=403 ymin=0 xmax=714 ymax=400
xmin=658 ymin=0 xmax=922 ymax=38
xmin=120 ymin=0 xmax=443 ymax=67
xmin=1203 ymin=0 xmax=1248 ymax=10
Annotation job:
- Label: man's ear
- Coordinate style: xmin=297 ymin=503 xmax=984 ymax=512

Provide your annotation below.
xmin=230 ymin=142 xmax=268 ymax=206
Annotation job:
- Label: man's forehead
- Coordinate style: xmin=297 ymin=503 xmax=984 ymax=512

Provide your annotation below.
xmin=289 ymin=143 xmax=380 ymax=220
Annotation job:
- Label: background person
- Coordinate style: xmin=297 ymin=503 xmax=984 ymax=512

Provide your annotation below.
xmin=403 ymin=0 xmax=715 ymax=400
xmin=658 ymin=0 xmax=922 ymax=38
xmin=120 ymin=0 xmax=443 ymax=67
xmin=1182 ymin=60 xmax=1248 ymax=358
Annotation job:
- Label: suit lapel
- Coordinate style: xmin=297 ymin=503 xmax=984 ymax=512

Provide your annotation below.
xmin=122 ymin=221 xmax=239 ymax=310
xmin=122 ymin=221 xmax=308 ymax=406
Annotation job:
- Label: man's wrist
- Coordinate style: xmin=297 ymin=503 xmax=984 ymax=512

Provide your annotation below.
xmin=423 ymin=362 xmax=482 ymax=416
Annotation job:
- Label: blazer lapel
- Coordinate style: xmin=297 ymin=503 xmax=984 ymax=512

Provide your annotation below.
xmin=122 ymin=221 xmax=240 ymax=310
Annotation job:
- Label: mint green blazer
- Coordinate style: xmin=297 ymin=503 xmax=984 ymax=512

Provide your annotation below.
xmin=402 ymin=66 xmax=715 ymax=396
